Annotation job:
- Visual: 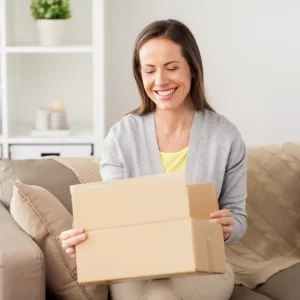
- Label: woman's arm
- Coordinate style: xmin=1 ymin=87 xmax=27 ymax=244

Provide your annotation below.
xmin=100 ymin=129 xmax=125 ymax=182
xmin=211 ymin=129 xmax=248 ymax=244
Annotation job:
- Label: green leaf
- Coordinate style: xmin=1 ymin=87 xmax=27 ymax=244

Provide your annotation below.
xmin=30 ymin=0 xmax=72 ymax=20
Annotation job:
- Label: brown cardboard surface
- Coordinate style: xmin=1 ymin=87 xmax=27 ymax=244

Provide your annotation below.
xmin=75 ymin=219 xmax=225 ymax=284
xmin=71 ymin=171 xmax=225 ymax=284
xmin=71 ymin=171 xmax=218 ymax=230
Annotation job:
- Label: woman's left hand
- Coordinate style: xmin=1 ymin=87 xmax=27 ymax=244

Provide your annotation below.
xmin=209 ymin=209 xmax=234 ymax=241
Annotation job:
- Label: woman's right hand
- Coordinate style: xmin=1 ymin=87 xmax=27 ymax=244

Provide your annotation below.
xmin=60 ymin=228 xmax=87 ymax=259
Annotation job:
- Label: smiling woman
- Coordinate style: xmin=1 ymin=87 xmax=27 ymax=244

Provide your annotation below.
xmin=60 ymin=19 xmax=247 ymax=300
xmin=139 ymin=38 xmax=192 ymax=111
xmin=131 ymin=20 xmax=214 ymax=115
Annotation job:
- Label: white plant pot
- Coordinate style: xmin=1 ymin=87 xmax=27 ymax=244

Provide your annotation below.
xmin=36 ymin=20 xmax=68 ymax=46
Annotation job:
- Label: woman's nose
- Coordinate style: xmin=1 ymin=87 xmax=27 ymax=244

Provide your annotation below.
xmin=155 ymin=70 xmax=169 ymax=85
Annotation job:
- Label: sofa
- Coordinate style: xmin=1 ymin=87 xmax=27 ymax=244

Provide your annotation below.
xmin=0 ymin=143 xmax=299 ymax=300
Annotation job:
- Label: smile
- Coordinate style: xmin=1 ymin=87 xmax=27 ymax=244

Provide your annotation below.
xmin=155 ymin=88 xmax=177 ymax=96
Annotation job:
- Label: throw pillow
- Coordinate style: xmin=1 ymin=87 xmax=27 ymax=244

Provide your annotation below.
xmin=0 ymin=158 xmax=81 ymax=212
xmin=10 ymin=181 xmax=108 ymax=300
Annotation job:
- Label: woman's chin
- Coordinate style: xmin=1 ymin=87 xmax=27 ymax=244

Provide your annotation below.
xmin=156 ymin=103 xmax=177 ymax=111
xmin=155 ymin=100 xmax=185 ymax=112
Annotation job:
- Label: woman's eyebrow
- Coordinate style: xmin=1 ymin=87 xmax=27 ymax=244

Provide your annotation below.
xmin=143 ymin=61 xmax=180 ymax=67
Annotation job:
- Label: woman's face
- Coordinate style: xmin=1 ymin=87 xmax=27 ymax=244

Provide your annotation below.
xmin=139 ymin=38 xmax=192 ymax=111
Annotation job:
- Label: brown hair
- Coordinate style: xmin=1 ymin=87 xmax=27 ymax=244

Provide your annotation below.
xmin=130 ymin=19 xmax=214 ymax=115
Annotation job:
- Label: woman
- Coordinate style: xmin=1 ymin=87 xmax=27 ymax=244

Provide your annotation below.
xmin=60 ymin=19 xmax=247 ymax=300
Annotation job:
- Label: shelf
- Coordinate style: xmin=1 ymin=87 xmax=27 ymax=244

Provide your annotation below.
xmin=7 ymin=54 xmax=93 ymax=138
xmin=6 ymin=46 xmax=93 ymax=54
xmin=6 ymin=0 xmax=93 ymax=48
xmin=0 ymin=0 xmax=104 ymax=158
xmin=8 ymin=124 xmax=94 ymax=145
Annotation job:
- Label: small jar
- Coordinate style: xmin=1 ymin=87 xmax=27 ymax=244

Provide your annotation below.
xmin=50 ymin=110 xmax=68 ymax=130
xmin=35 ymin=107 xmax=50 ymax=130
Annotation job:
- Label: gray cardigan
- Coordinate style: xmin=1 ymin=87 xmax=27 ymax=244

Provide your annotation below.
xmin=100 ymin=109 xmax=247 ymax=244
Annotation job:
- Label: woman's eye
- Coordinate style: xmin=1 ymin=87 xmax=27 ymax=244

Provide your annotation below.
xmin=167 ymin=67 xmax=178 ymax=71
xmin=144 ymin=70 xmax=155 ymax=74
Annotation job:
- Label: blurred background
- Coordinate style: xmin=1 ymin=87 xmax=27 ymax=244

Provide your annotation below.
xmin=0 ymin=0 xmax=299 ymax=159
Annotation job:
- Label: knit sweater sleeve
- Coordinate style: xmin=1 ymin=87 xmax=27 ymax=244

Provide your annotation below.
xmin=100 ymin=129 xmax=125 ymax=182
xmin=220 ymin=128 xmax=248 ymax=244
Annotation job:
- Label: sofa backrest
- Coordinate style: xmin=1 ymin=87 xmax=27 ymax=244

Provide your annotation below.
xmin=0 ymin=158 xmax=81 ymax=214
xmin=244 ymin=142 xmax=300 ymax=253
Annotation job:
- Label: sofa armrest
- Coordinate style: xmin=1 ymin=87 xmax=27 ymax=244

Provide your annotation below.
xmin=0 ymin=202 xmax=45 ymax=300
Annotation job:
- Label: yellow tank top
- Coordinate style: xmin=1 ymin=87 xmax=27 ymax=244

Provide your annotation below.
xmin=160 ymin=147 xmax=188 ymax=173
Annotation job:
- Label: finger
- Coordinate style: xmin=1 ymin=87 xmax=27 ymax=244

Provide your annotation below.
xmin=66 ymin=247 xmax=76 ymax=255
xmin=224 ymin=233 xmax=231 ymax=240
xmin=61 ymin=233 xmax=87 ymax=249
xmin=218 ymin=217 xmax=234 ymax=226
xmin=222 ymin=225 xmax=233 ymax=233
xmin=70 ymin=253 xmax=76 ymax=259
xmin=210 ymin=209 xmax=232 ymax=218
xmin=209 ymin=217 xmax=234 ymax=226
xmin=60 ymin=228 xmax=85 ymax=241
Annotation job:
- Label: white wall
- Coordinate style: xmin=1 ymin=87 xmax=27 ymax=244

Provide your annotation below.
xmin=104 ymin=0 xmax=300 ymax=146
xmin=6 ymin=0 xmax=92 ymax=46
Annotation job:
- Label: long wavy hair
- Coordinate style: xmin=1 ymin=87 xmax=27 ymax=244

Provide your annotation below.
xmin=130 ymin=19 xmax=214 ymax=115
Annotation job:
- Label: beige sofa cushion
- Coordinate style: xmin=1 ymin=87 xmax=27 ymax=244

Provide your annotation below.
xmin=10 ymin=181 xmax=108 ymax=300
xmin=0 ymin=202 xmax=45 ymax=300
xmin=226 ymin=142 xmax=300 ymax=288
xmin=0 ymin=158 xmax=81 ymax=213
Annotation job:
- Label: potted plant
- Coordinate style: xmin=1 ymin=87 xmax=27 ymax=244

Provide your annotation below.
xmin=31 ymin=0 xmax=72 ymax=46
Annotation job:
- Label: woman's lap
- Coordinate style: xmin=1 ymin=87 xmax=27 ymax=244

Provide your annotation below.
xmin=109 ymin=262 xmax=235 ymax=300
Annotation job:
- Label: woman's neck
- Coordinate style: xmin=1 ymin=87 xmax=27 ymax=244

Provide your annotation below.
xmin=154 ymin=103 xmax=194 ymax=135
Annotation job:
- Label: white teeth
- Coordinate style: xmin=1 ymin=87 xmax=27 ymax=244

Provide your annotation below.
xmin=157 ymin=88 xmax=175 ymax=96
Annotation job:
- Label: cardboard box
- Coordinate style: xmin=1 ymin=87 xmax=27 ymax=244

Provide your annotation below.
xmin=71 ymin=171 xmax=226 ymax=284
